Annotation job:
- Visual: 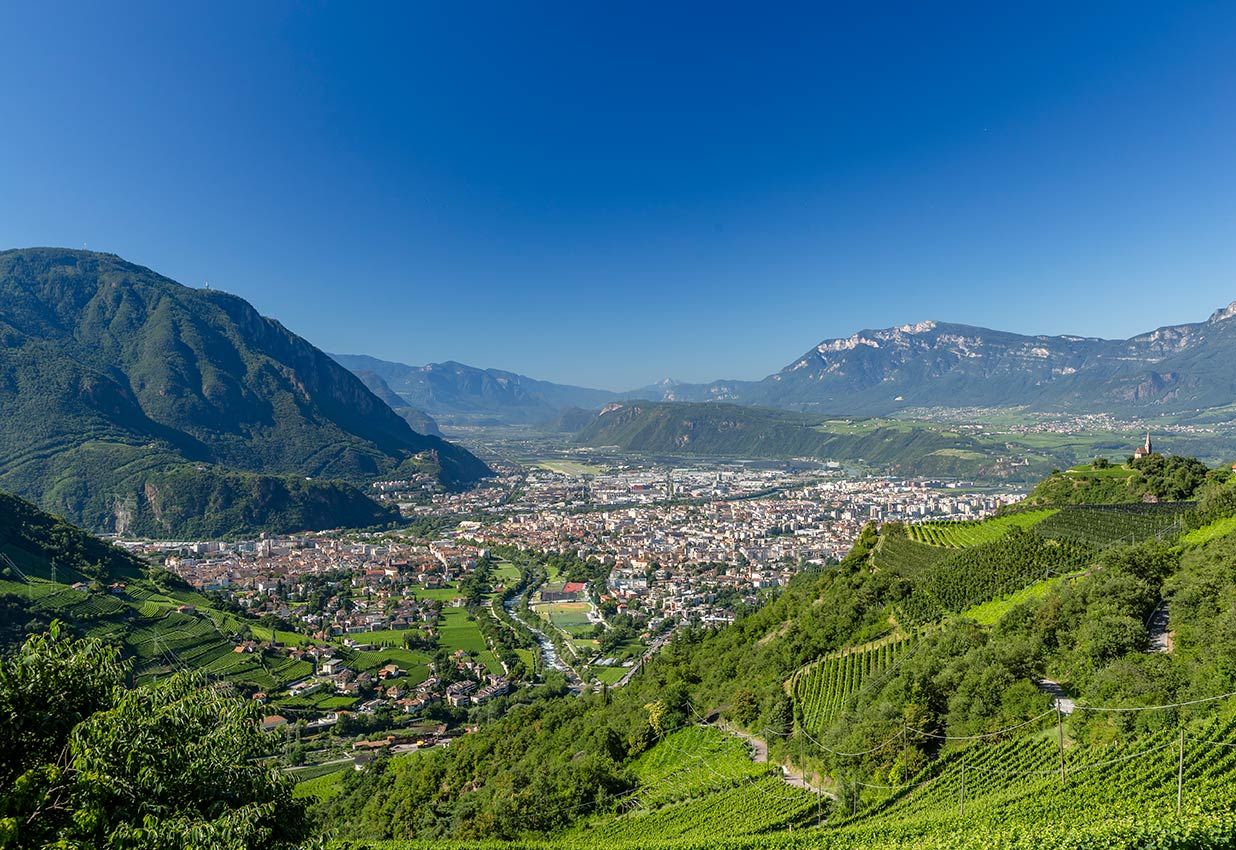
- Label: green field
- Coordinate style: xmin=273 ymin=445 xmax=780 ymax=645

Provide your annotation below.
xmin=907 ymin=509 xmax=1057 ymax=547
xmin=412 ymin=585 xmax=464 ymax=602
xmin=492 ymin=559 xmax=522 ymax=584
xmin=533 ymin=601 xmax=594 ymax=638
xmin=438 ymin=607 xmax=503 ymax=674
xmin=960 ymin=573 xmax=1072 ymax=626
xmin=1180 ymin=514 xmax=1236 ymax=547
xmin=592 ymin=665 xmax=627 ymax=685
xmin=292 ymin=765 xmax=349 ymax=801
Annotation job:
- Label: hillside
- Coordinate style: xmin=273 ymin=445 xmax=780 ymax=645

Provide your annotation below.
xmin=352 ymin=369 xmax=443 ymax=436
xmin=0 ymin=488 xmax=308 ymax=688
xmin=1025 ymin=454 xmax=1214 ymax=506
xmin=642 ymin=305 xmax=1236 ymax=418
xmin=0 ymin=248 xmax=489 ymax=537
xmin=0 ymin=488 xmax=474 ymax=710
xmin=321 ymin=462 xmax=1236 ymax=847
xmin=574 ymin=401 xmax=1055 ymax=478
xmin=332 ymin=354 xmax=622 ymax=425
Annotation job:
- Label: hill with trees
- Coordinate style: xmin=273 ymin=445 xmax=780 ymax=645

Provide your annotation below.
xmin=351 ymin=369 xmax=443 ymax=436
xmin=573 ymin=401 xmax=1056 ymax=478
xmin=0 ymin=248 xmax=489 ymax=537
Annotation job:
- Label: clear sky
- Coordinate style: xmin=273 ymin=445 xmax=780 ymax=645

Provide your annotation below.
xmin=2 ymin=2 xmax=1235 ymax=389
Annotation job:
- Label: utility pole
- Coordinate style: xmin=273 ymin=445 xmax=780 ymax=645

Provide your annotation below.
xmin=1057 ymin=701 xmax=1066 ymax=785
xmin=1177 ymin=727 xmax=1185 ymax=816
xmin=902 ymin=722 xmax=908 ymax=783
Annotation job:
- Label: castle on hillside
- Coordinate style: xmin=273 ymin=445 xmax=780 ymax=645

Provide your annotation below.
xmin=1133 ymin=432 xmax=1153 ymax=460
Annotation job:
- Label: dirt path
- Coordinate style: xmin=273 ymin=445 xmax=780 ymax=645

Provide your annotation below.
xmin=1147 ymin=600 xmax=1174 ymax=653
xmin=1036 ymin=678 xmax=1075 ymax=714
xmin=713 ymin=720 xmax=833 ymax=797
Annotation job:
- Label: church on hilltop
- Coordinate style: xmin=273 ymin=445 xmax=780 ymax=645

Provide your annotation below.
xmin=1133 ymin=432 xmax=1153 ymax=460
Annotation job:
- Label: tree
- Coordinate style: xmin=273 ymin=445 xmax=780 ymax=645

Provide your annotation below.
xmin=0 ymin=625 xmax=315 ymax=850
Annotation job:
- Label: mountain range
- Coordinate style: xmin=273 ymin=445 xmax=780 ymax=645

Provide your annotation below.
xmin=340 ymin=304 xmax=1236 ymax=423
xmin=654 ymin=308 xmax=1236 ymax=415
xmin=0 ymin=248 xmax=490 ymax=538
xmin=330 ymin=354 xmax=625 ymax=425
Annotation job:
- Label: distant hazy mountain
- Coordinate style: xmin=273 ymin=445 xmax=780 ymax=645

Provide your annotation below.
xmin=351 ymin=369 xmax=443 ymax=437
xmin=644 ymin=306 xmax=1236 ymax=416
xmin=0 ymin=248 xmax=489 ymax=537
xmin=332 ymin=354 xmax=624 ymax=424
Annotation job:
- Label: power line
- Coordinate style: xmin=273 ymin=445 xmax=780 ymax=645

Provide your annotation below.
xmin=1072 ymin=689 xmax=1236 ymax=713
xmin=904 ymin=708 xmax=1057 ymax=741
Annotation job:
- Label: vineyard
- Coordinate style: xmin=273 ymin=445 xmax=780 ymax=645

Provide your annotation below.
xmin=1032 ymin=502 xmax=1193 ymax=547
xmin=790 ymin=634 xmax=915 ymax=737
xmin=562 ymin=726 xmax=821 ymax=842
xmin=906 ymin=509 xmax=1057 ymax=547
xmin=365 ymin=709 xmax=1236 ymax=849
xmin=624 ymin=726 xmax=780 ymax=808
xmin=813 ymin=710 xmax=1236 ymax=850
xmin=897 ymin=529 xmax=1094 ymax=624
xmin=870 ymin=532 xmax=947 ymax=575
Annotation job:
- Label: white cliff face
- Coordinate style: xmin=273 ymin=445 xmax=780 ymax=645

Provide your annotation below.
xmin=1209 ymin=301 xmax=1236 ymax=323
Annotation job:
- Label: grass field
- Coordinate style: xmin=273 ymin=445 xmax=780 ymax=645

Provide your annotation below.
xmin=592 ymin=665 xmax=627 ymax=685
xmin=292 ymin=765 xmax=349 ymax=800
xmin=342 ymin=628 xmax=423 ymax=648
xmin=533 ymin=601 xmax=595 ymax=638
xmin=1180 ymin=515 xmax=1236 ymax=547
xmin=412 ymin=585 xmax=464 ymax=602
xmin=438 ymin=608 xmax=503 ymax=675
xmin=492 ymin=559 xmax=521 ymax=584
xmin=960 ymin=573 xmax=1073 ymax=626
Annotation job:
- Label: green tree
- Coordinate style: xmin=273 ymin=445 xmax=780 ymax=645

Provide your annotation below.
xmin=0 ymin=625 xmax=314 ymax=849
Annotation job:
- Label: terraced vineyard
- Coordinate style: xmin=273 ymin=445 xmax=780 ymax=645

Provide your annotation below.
xmin=1032 ymin=502 xmax=1192 ymax=547
xmin=871 ymin=532 xmax=948 ymax=574
xmin=363 ymin=711 xmax=1236 ymax=850
xmin=816 ymin=711 xmax=1236 ymax=850
xmin=898 ymin=529 xmax=1094 ymax=624
xmin=906 ymin=509 xmax=1057 ymax=547
xmin=624 ymin=726 xmax=777 ymax=808
xmin=790 ymin=634 xmax=915 ymax=736
xmin=562 ymin=726 xmax=821 ymax=842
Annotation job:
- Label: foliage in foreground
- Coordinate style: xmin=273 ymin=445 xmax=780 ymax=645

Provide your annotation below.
xmin=0 ymin=625 xmax=314 ymax=850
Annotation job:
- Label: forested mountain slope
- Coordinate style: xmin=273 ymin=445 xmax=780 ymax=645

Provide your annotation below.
xmin=321 ymin=458 xmax=1236 ymax=848
xmin=574 ymin=401 xmax=1051 ymax=478
xmin=351 ymin=369 xmax=443 ymax=436
xmin=0 ymin=248 xmax=489 ymax=536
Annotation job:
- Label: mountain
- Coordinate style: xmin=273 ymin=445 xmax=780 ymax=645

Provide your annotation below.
xmin=351 ymin=369 xmax=443 ymax=436
xmin=574 ymin=400 xmax=1055 ymax=478
xmin=645 ymin=306 xmax=1236 ymax=416
xmin=331 ymin=354 xmax=623 ymax=425
xmin=0 ymin=248 xmax=489 ymax=537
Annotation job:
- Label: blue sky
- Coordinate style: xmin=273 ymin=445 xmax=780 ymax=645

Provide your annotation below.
xmin=2 ymin=2 xmax=1235 ymax=389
